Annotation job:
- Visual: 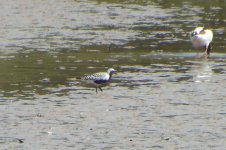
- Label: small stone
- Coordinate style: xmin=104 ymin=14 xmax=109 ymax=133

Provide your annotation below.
xmin=164 ymin=137 xmax=170 ymax=141
xmin=17 ymin=139 xmax=24 ymax=143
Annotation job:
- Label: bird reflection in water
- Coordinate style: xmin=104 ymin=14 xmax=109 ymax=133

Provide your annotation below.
xmin=194 ymin=60 xmax=213 ymax=83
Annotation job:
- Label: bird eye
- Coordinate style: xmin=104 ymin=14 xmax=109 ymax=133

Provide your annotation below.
xmin=191 ymin=32 xmax=197 ymax=37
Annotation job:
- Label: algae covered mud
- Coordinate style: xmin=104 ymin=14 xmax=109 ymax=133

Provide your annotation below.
xmin=0 ymin=0 xmax=226 ymax=149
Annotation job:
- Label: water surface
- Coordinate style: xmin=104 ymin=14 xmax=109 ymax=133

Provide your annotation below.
xmin=0 ymin=0 xmax=226 ymax=149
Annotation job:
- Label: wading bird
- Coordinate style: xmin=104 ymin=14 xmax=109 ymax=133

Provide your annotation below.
xmin=190 ymin=27 xmax=213 ymax=58
xmin=81 ymin=68 xmax=116 ymax=93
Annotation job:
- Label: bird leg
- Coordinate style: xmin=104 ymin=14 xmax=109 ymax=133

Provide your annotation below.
xmin=99 ymin=87 xmax=103 ymax=92
xmin=205 ymin=44 xmax=211 ymax=58
xmin=95 ymin=87 xmax=103 ymax=93
xmin=207 ymin=44 xmax=212 ymax=56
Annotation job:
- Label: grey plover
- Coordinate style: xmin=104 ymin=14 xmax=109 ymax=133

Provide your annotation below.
xmin=81 ymin=68 xmax=116 ymax=93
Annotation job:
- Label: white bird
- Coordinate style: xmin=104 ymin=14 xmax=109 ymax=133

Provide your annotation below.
xmin=190 ymin=27 xmax=213 ymax=58
xmin=81 ymin=68 xmax=117 ymax=93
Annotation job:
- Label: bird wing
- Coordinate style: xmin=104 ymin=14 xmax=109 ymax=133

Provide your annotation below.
xmin=82 ymin=72 xmax=109 ymax=82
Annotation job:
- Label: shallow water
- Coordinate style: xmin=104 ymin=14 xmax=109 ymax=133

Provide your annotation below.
xmin=0 ymin=0 xmax=226 ymax=149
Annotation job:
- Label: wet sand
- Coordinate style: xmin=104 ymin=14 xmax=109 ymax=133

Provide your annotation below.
xmin=1 ymin=58 xmax=226 ymax=150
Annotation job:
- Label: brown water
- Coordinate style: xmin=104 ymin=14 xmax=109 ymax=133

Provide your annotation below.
xmin=0 ymin=0 xmax=226 ymax=149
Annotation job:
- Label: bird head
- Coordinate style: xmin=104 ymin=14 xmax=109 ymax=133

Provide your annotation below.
xmin=191 ymin=27 xmax=204 ymax=37
xmin=107 ymin=68 xmax=117 ymax=75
